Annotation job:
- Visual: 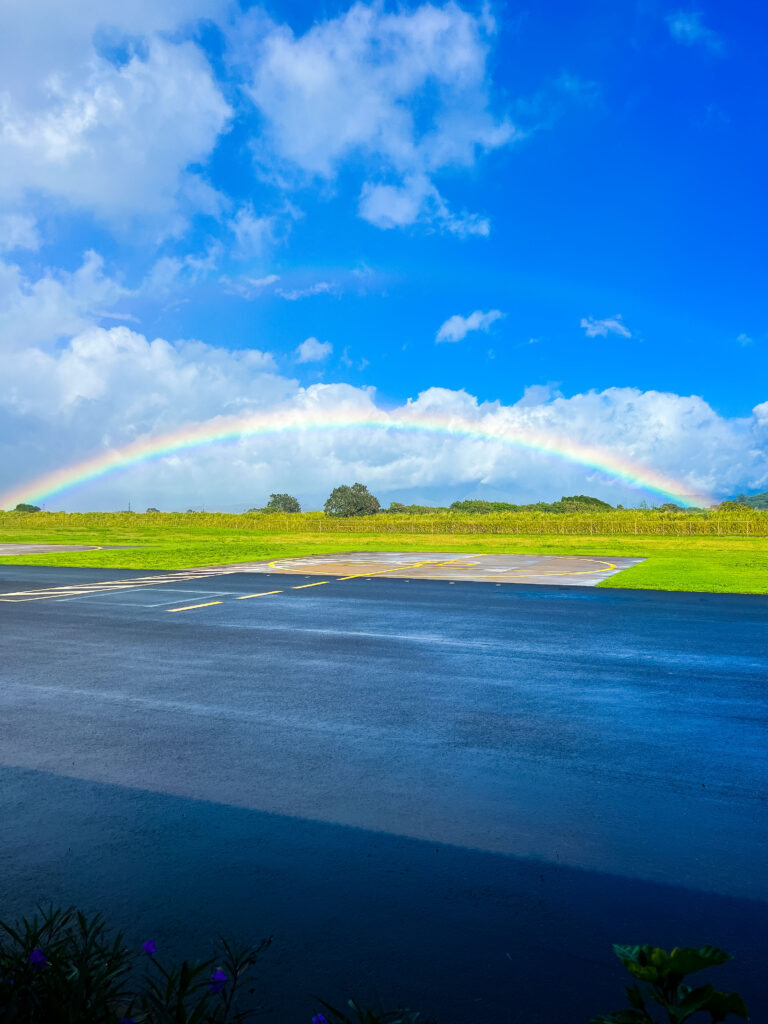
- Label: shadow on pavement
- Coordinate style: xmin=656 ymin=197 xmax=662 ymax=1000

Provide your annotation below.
xmin=1 ymin=765 xmax=765 ymax=1023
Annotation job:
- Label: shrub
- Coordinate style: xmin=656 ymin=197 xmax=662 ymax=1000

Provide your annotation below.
xmin=591 ymin=943 xmax=748 ymax=1023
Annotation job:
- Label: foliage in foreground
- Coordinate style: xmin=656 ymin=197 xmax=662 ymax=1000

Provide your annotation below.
xmin=0 ymin=905 xmax=271 ymax=1023
xmin=311 ymin=999 xmax=435 ymax=1024
xmin=0 ymin=905 xmax=751 ymax=1023
xmin=590 ymin=944 xmax=749 ymax=1024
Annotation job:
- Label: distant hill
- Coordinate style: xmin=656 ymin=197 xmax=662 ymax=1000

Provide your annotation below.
xmin=733 ymin=492 xmax=768 ymax=509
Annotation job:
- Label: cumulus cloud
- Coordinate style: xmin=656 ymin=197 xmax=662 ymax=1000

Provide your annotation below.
xmin=0 ymin=20 xmax=231 ymax=230
xmin=666 ymin=11 xmax=724 ymax=53
xmin=581 ymin=315 xmax=632 ymax=339
xmin=3 ymin=316 xmax=767 ymax=511
xmin=233 ymin=1 xmax=512 ymax=233
xmin=436 ymin=309 xmax=504 ymax=343
xmin=0 ymin=251 xmax=126 ymax=351
xmin=0 ymin=0 xmax=226 ymax=106
xmin=358 ymin=174 xmax=490 ymax=235
xmin=296 ymin=337 xmax=333 ymax=362
xmin=3 ymin=325 xmax=279 ymax=424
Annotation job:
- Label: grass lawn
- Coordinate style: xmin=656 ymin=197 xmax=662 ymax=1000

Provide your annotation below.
xmin=1 ymin=521 xmax=767 ymax=594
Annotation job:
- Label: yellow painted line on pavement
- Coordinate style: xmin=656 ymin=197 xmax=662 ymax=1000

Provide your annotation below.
xmin=236 ymin=590 xmax=283 ymax=600
xmin=335 ymin=553 xmax=490 ymax=582
xmin=167 ymin=600 xmax=223 ymax=612
xmin=291 ymin=581 xmax=331 ymax=589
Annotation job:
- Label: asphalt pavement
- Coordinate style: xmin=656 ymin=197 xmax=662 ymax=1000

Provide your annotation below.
xmin=1 ymin=564 xmax=766 ymax=1022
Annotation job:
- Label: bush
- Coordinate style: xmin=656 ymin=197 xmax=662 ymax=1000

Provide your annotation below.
xmin=0 ymin=905 xmax=271 ymax=1023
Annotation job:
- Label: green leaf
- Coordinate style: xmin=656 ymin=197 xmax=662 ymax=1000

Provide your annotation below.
xmin=678 ymin=984 xmax=718 ymax=1017
xmin=626 ymin=985 xmax=646 ymax=1011
xmin=667 ymin=946 xmax=732 ymax=977
xmin=590 ymin=1011 xmax=655 ymax=1024
xmin=613 ymin=945 xmax=647 ymax=966
xmin=702 ymin=990 xmax=749 ymax=1023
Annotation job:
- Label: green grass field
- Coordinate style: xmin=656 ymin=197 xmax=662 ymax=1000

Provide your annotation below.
xmin=1 ymin=517 xmax=767 ymax=593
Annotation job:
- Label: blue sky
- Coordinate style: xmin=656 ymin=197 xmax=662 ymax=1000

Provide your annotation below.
xmin=0 ymin=0 xmax=765 ymax=510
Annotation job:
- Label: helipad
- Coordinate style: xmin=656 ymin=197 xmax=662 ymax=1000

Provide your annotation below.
xmin=255 ymin=550 xmax=644 ymax=586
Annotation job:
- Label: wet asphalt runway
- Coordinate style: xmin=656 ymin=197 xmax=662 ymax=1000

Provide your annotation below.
xmin=1 ymin=565 xmax=767 ymax=1022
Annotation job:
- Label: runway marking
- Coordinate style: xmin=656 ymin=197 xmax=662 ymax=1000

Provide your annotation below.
xmin=334 ymin=554 xmax=489 ymax=582
xmin=1 ymin=553 xmax=630 ymax=609
xmin=167 ymin=600 xmax=223 ymax=613
xmin=266 ymin=553 xmax=619 ymax=581
xmin=162 ymin=555 xmax=490 ymax=614
xmin=0 ymin=567 xmax=245 ymax=603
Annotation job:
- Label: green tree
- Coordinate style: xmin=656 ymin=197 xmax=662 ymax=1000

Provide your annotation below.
xmin=734 ymin=491 xmax=768 ymax=508
xmin=265 ymin=493 xmax=301 ymax=513
xmin=324 ymin=483 xmax=380 ymax=517
xmin=13 ymin=503 xmax=40 ymax=512
xmin=553 ymin=494 xmax=613 ymax=512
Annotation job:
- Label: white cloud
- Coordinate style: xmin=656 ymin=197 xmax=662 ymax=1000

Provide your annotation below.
xmin=581 ymin=315 xmax=632 ymax=339
xmin=666 ymin=11 xmax=724 ymax=53
xmin=358 ymin=174 xmax=490 ymax=235
xmin=0 ymin=251 xmax=126 ymax=352
xmin=277 ymin=281 xmax=336 ymax=301
xmin=222 ymin=274 xmax=280 ymax=300
xmin=2 ymin=323 xmax=282 ymax=428
xmin=0 ymin=213 xmax=41 ymax=253
xmin=234 ymin=1 xmax=512 ymax=233
xmin=737 ymin=333 xmax=753 ymax=347
xmin=228 ymin=206 xmax=278 ymax=258
xmin=0 ymin=30 xmax=231 ymax=230
xmin=436 ymin=309 xmax=503 ymax=343
xmin=296 ymin=337 xmax=333 ymax=362
xmin=142 ymin=240 xmax=224 ymax=297
xmin=2 ymin=327 xmax=767 ymax=509
xmin=0 ymin=1 xmax=226 ymax=107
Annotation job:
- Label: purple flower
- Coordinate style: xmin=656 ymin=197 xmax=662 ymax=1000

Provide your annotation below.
xmin=208 ymin=967 xmax=227 ymax=994
xmin=141 ymin=940 xmax=156 ymax=956
xmin=29 ymin=948 xmax=47 ymax=968
xmin=312 ymin=1015 xmax=329 ymax=1024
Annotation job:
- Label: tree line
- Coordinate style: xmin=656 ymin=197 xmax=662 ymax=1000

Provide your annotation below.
xmin=10 ymin=489 xmax=768 ymax=517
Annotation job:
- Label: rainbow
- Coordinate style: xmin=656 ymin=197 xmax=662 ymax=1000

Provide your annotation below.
xmin=0 ymin=408 xmax=713 ymax=509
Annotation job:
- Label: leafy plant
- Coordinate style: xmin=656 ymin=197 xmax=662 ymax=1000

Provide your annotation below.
xmin=0 ymin=905 xmax=754 ymax=1024
xmin=590 ymin=944 xmax=749 ymax=1024
xmin=311 ymin=997 xmax=437 ymax=1024
xmin=0 ymin=904 xmax=271 ymax=1024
